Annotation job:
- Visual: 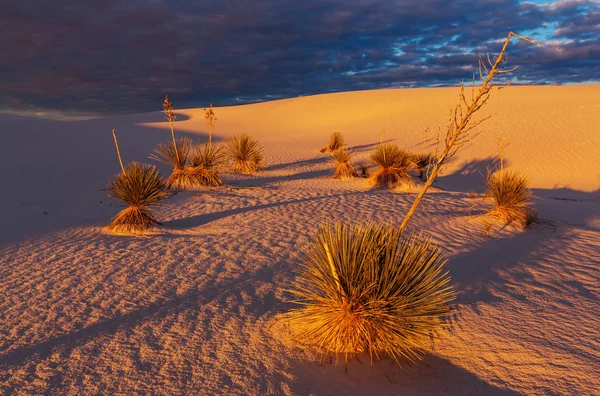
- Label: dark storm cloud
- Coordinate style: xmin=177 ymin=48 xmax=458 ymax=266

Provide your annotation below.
xmin=0 ymin=0 xmax=598 ymax=115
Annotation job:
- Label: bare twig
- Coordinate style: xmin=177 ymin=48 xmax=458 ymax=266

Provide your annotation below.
xmin=112 ymin=129 xmax=126 ymax=175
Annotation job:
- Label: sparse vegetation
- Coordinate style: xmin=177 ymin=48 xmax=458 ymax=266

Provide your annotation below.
xmin=358 ymin=162 xmax=370 ymax=178
xmin=284 ymin=223 xmax=456 ymax=366
xmin=486 ymin=169 xmax=534 ymax=226
xmin=106 ymin=131 xmax=169 ymax=234
xmin=190 ymin=142 xmax=226 ymax=186
xmin=151 ymin=137 xmax=195 ymax=189
xmin=410 ymin=152 xmax=435 ymax=179
xmin=204 ymin=103 xmax=217 ymax=146
xmin=332 ymin=148 xmax=358 ymax=180
xmin=225 ymin=134 xmax=264 ymax=174
xmin=320 ymin=132 xmax=345 ymax=153
xmin=369 ymin=143 xmax=414 ymax=188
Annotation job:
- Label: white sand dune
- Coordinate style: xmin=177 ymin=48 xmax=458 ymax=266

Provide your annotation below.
xmin=1 ymin=86 xmax=599 ymax=395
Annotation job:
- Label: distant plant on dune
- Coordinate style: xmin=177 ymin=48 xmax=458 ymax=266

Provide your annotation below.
xmin=410 ymin=152 xmax=436 ymax=180
xmin=486 ymin=169 xmax=534 ymax=227
xmin=284 ymin=223 xmax=456 ymax=367
xmin=320 ymin=132 xmax=345 ymax=153
xmin=369 ymin=143 xmax=415 ymax=188
xmin=331 ymin=148 xmax=358 ymax=180
xmin=151 ymin=137 xmax=195 ymax=189
xmin=106 ymin=130 xmax=169 ymax=234
xmin=358 ymin=162 xmax=370 ymax=178
xmin=204 ymin=103 xmax=217 ymax=147
xmin=190 ymin=142 xmax=226 ymax=186
xmin=225 ymin=134 xmax=264 ymax=174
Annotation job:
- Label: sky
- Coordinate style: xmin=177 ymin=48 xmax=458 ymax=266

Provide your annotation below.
xmin=0 ymin=0 xmax=598 ymax=117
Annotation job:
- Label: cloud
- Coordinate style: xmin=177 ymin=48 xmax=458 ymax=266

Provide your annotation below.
xmin=0 ymin=0 xmax=598 ymax=115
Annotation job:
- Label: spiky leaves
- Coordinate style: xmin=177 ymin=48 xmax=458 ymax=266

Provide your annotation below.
xmin=285 ymin=223 xmax=456 ymax=366
xmin=190 ymin=143 xmax=226 ymax=187
xmin=151 ymin=137 xmax=196 ymax=189
xmin=369 ymin=143 xmax=415 ymax=188
xmin=410 ymin=153 xmax=436 ymax=179
xmin=486 ymin=169 xmax=534 ymax=226
xmin=225 ymin=134 xmax=264 ymax=174
xmin=106 ymin=162 xmax=169 ymax=234
xmin=332 ymin=148 xmax=358 ymax=180
xmin=320 ymin=132 xmax=345 ymax=153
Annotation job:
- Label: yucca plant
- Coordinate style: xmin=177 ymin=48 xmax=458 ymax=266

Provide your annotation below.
xmin=410 ymin=152 xmax=435 ymax=179
xmin=332 ymin=148 xmax=358 ymax=180
xmin=369 ymin=143 xmax=415 ymax=188
xmin=225 ymin=134 xmax=264 ymax=174
xmin=106 ymin=131 xmax=169 ymax=234
xmin=320 ymin=132 xmax=345 ymax=153
xmin=486 ymin=169 xmax=534 ymax=226
xmin=150 ymin=137 xmax=194 ymax=189
xmin=190 ymin=142 xmax=226 ymax=186
xmin=285 ymin=223 xmax=456 ymax=366
xmin=358 ymin=162 xmax=370 ymax=178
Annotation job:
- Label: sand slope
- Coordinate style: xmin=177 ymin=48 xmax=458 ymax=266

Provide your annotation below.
xmin=1 ymin=86 xmax=599 ymax=395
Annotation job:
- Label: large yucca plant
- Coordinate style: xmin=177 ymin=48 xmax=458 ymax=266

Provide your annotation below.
xmin=285 ymin=223 xmax=456 ymax=366
xmin=190 ymin=142 xmax=226 ymax=187
xmin=150 ymin=137 xmax=195 ymax=189
xmin=369 ymin=143 xmax=415 ymax=188
xmin=320 ymin=132 xmax=345 ymax=153
xmin=331 ymin=148 xmax=358 ymax=180
xmin=486 ymin=169 xmax=533 ymax=225
xmin=106 ymin=131 xmax=169 ymax=234
xmin=225 ymin=134 xmax=264 ymax=174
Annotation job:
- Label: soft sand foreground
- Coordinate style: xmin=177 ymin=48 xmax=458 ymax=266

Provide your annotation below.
xmin=1 ymin=86 xmax=599 ymax=395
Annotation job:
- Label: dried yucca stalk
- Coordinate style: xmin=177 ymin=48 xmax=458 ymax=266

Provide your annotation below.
xmin=332 ymin=148 xmax=358 ymax=180
xmin=150 ymin=137 xmax=195 ymax=189
xmin=486 ymin=169 xmax=533 ymax=226
xmin=225 ymin=134 xmax=264 ymax=174
xmin=369 ymin=143 xmax=415 ymax=188
xmin=106 ymin=131 xmax=169 ymax=234
xmin=285 ymin=223 xmax=456 ymax=366
xmin=320 ymin=132 xmax=345 ymax=153
xmin=190 ymin=142 xmax=226 ymax=187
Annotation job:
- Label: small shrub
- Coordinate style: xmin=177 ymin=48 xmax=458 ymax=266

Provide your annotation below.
xmin=225 ymin=134 xmax=264 ymax=174
xmin=486 ymin=169 xmax=533 ymax=225
xmin=284 ymin=223 xmax=456 ymax=366
xmin=106 ymin=162 xmax=169 ymax=234
xmin=190 ymin=143 xmax=226 ymax=186
xmin=150 ymin=137 xmax=196 ymax=189
xmin=332 ymin=148 xmax=358 ymax=180
xmin=369 ymin=143 xmax=415 ymax=188
xmin=320 ymin=132 xmax=345 ymax=153
xmin=358 ymin=162 xmax=370 ymax=178
xmin=410 ymin=152 xmax=435 ymax=179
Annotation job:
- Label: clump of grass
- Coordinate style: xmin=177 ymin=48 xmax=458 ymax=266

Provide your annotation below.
xmin=320 ymin=132 xmax=345 ymax=153
xmin=332 ymin=148 xmax=358 ymax=180
xmin=285 ymin=223 xmax=456 ymax=366
xmin=225 ymin=134 xmax=264 ymax=174
xmin=486 ymin=169 xmax=533 ymax=226
xmin=358 ymin=162 xmax=370 ymax=178
xmin=150 ymin=137 xmax=195 ymax=189
xmin=190 ymin=143 xmax=226 ymax=187
xmin=410 ymin=152 xmax=435 ymax=179
xmin=106 ymin=131 xmax=169 ymax=234
xmin=369 ymin=143 xmax=415 ymax=188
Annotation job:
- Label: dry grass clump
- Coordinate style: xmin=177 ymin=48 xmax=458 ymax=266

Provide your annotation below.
xmin=225 ymin=134 xmax=264 ymax=174
xmin=410 ymin=152 xmax=436 ymax=179
xmin=150 ymin=137 xmax=195 ymax=189
xmin=331 ymin=148 xmax=358 ymax=180
xmin=190 ymin=143 xmax=226 ymax=186
xmin=320 ymin=132 xmax=345 ymax=153
xmin=486 ymin=169 xmax=534 ymax=226
xmin=369 ymin=143 xmax=415 ymax=188
xmin=358 ymin=162 xmax=370 ymax=178
xmin=285 ymin=223 xmax=456 ymax=366
xmin=106 ymin=162 xmax=169 ymax=234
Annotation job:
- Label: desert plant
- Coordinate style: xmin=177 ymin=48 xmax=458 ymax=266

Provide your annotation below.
xmin=331 ymin=148 xmax=358 ymax=180
xmin=358 ymin=162 xmax=370 ymax=178
xmin=398 ymin=32 xmax=540 ymax=233
xmin=106 ymin=131 xmax=169 ymax=234
xmin=225 ymin=134 xmax=264 ymax=174
xmin=486 ymin=169 xmax=533 ymax=225
xmin=190 ymin=142 xmax=226 ymax=186
xmin=204 ymin=103 xmax=217 ymax=147
xmin=320 ymin=132 xmax=345 ymax=153
xmin=410 ymin=152 xmax=435 ymax=179
xmin=150 ymin=137 xmax=195 ymax=189
xmin=369 ymin=143 xmax=415 ymax=188
xmin=285 ymin=223 xmax=456 ymax=366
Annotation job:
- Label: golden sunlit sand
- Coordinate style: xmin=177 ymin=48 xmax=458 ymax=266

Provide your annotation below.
xmin=1 ymin=85 xmax=599 ymax=394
